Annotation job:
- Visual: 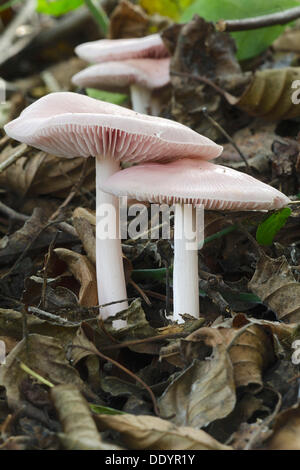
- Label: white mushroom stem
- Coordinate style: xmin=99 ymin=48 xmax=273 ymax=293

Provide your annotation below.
xmin=173 ymin=203 xmax=200 ymax=322
xmin=130 ymin=84 xmax=152 ymax=115
xmin=96 ymin=158 xmax=128 ymax=320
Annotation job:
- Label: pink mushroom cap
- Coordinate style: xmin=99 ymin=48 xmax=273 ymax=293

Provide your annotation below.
xmin=75 ymin=34 xmax=169 ymax=63
xmin=72 ymin=58 xmax=170 ymax=92
xmin=4 ymin=92 xmax=222 ymax=163
xmin=101 ymin=159 xmax=290 ymax=211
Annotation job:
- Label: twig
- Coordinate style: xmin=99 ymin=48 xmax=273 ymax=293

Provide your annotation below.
xmin=71 ymin=344 xmax=161 ymax=417
xmin=0 ymin=143 xmax=28 ymax=174
xmin=170 ymin=70 xmax=236 ymax=104
xmin=216 ymin=6 xmax=300 ymax=32
xmin=202 ymin=107 xmax=251 ymax=172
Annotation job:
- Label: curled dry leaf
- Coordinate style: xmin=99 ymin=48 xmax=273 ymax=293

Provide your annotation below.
xmin=51 ymin=384 xmax=122 ymax=450
xmin=190 ymin=321 xmax=275 ymax=393
xmin=158 ymin=345 xmax=236 ymax=428
xmin=54 ymin=248 xmax=98 ymax=307
xmin=72 ymin=208 xmax=96 ymax=265
xmin=95 ymin=413 xmax=231 ymax=450
xmin=0 ymin=145 xmax=95 ymax=197
xmin=266 ymin=404 xmax=300 ymax=450
xmin=249 ymin=252 xmax=300 ymax=323
xmin=0 ymin=334 xmax=89 ymax=408
xmin=236 ymin=67 xmax=300 ymax=120
xmin=109 ymin=0 xmax=149 ymax=39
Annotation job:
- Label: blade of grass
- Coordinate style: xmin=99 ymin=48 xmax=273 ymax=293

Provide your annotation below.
xmin=84 ymin=0 xmax=109 ymax=35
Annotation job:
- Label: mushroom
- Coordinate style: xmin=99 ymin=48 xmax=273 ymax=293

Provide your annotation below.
xmin=100 ymin=158 xmax=290 ymax=322
xmin=75 ymin=34 xmax=169 ymax=64
xmin=4 ymin=92 xmax=222 ymax=322
xmin=72 ymin=58 xmax=170 ymax=115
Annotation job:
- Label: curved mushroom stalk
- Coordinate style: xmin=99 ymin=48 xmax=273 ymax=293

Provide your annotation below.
xmin=96 ymin=158 xmax=128 ymax=320
xmin=173 ymin=203 xmax=200 ymax=322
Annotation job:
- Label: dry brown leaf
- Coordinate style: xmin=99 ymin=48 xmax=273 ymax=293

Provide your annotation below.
xmin=0 ymin=334 xmax=90 ymax=408
xmin=266 ymin=404 xmax=300 ymax=450
xmin=54 ymin=248 xmax=98 ymax=307
xmin=237 ymin=67 xmax=300 ymax=120
xmin=188 ymin=322 xmax=275 ymax=393
xmin=273 ymin=28 xmax=300 ymax=53
xmin=158 ymin=345 xmax=236 ymax=428
xmin=51 ymin=384 xmax=122 ymax=450
xmin=0 ymin=146 xmax=95 ymax=197
xmin=96 ymin=413 xmax=232 ymax=450
xmin=249 ymin=252 xmax=300 ymax=323
xmin=73 ymin=209 xmax=96 ymax=265
xmin=109 ymin=0 xmax=149 ymax=39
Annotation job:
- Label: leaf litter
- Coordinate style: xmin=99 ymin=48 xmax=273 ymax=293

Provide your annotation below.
xmin=1 ymin=1 xmax=300 ymax=452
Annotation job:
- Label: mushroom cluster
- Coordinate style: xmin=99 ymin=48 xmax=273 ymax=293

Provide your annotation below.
xmin=73 ymin=34 xmax=170 ymax=115
xmin=4 ymin=92 xmax=222 ymax=324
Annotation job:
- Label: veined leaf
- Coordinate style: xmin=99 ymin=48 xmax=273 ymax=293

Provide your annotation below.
xmin=86 ymin=88 xmax=128 ymax=106
xmin=256 ymin=207 xmax=291 ymax=246
xmin=140 ymin=0 xmax=194 ymax=21
xmin=180 ymin=0 xmax=300 ymax=60
xmin=36 ymin=0 xmax=83 ymax=16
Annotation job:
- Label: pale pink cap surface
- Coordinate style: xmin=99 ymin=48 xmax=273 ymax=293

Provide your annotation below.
xmin=4 ymin=92 xmax=222 ymax=162
xmin=72 ymin=58 xmax=170 ymax=91
xmin=75 ymin=34 xmax=169 ymax=63
xmin=101 ymin=159 xmax=290 ymax=210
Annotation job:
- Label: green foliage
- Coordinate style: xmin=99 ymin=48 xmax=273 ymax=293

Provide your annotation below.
xmin=180 ymin=0 xmax=300 ymax=60
xmin=139 ymin=0 xmax=194 ymax=21
xmin=86 ymin=88 xmax=128 ymax=106
xmin=256 ymin=207 xmax=291 ymax=246
xmin=36 ymin=0 xmax=83 ymax=16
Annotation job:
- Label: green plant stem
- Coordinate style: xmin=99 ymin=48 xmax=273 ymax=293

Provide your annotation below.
xmin=84 ymin=0 xmax=109 ymax=35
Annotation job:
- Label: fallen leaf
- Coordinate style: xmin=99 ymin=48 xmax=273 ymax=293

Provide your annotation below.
xmin=237 ymin=67 xmax=300 ymax=120
xmin=54 ymin=248 xmax=98 ymax=307
xmin=158 ymin=345 xmax=236 ymax=428
xmin=95 ymin=413 xmax=232 ymax=450
xmin=51 ymin=384 xmax=122 ymax=450
xmin=0 ymin=333 xmax=90 ymax=408
xmin=266 ymin=404 xmax=300 ymax=450
xmin=0 ymin=145 xmax=95 ymax=198
xmin=249 ymin=252 xmax=300 ymax=323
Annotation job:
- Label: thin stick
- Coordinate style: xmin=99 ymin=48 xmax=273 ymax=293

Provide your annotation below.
xmin=216 ymin=6 xmax=300 ymax=32
xmin=0 ymin=143 xmax=28 ymax=174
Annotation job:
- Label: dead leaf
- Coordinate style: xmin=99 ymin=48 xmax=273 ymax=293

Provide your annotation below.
xmin=273 ymin=28 xmax=300 ymax=53
xmin=237 ymin=67 xmax=300 ymax=120
xmin=161 ymin=16 xmax=250 ymax=140
xmin=0 ymin=144 xmax=95 ymax=198
xmin=95 ymin=413 xmax=232 ymax=450
xmin=158 ymin=345 xmax=236 ymax=428
xmin=54 ymin=248 xmax=98 ymax=307
xmin=72 ymin=209 xmax=96 ymax=265
xmin=51 ymin=384 xmax=122 ymax=450
xmin=249 ymin=252 xmax=300 ymax=323
xmin=0 ymin=333 xmax=90 ymax=408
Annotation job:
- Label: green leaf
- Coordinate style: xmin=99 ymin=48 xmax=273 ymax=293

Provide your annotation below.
xmin=36 ymin=0 xmax=83 ymax=16
xmin=180 ymin=0 xmax=300 ymax=60
xmin=86 ymin=88 xmax=128 ymax=106
xmin=90 ymin=404 xmax=125 ymax=415
xmin=140 ymin=0 xmax=194 ymax=21
xmin=256 ymin=207 xmax=291 ymax=246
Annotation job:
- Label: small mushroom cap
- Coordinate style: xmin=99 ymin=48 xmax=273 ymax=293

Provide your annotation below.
xmin=101 ymin=159 xmax=290 ymax=211
xmin=72 ymin=58 xmax=170 ymax=92
xmin=4 ymin=92 xmax=222 ymax=162
xmin=75 ymin=34 xmax=169 ymax=63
